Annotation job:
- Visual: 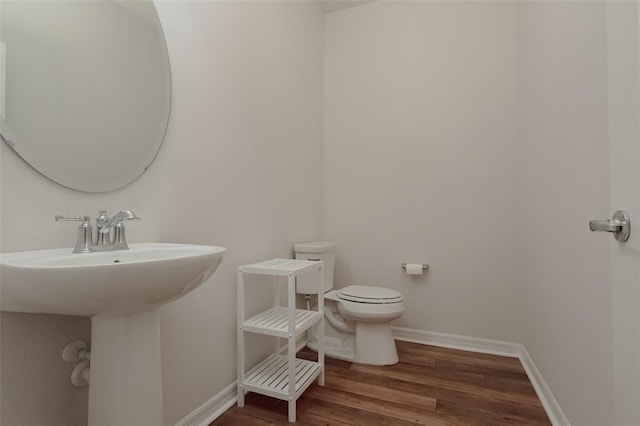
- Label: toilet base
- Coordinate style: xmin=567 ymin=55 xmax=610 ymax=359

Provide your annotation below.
xmin=354 ymin=322 xmax=399 ymax=365
xmin=307 ymin=322 xmax=399 ymax=366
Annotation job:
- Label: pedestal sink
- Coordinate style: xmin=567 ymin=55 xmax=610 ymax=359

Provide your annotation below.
xmin=0 ymin=242 xmax=226 ymax=425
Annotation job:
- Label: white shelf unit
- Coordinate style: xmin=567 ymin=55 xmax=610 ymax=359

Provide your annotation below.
xmin=237 ymin=259 xmax=325 ymax=423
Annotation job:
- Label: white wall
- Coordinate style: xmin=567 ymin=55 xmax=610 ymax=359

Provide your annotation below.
xmin=0 ymin=1 xmax=324 ymax=424
xmin=0 ymin=313 xmax=91 ymax=426
xmin=153 ymin=2 xmax=324 ymax=422
xmin=324 ymin=1 xmax=522 ymax=342
xmin=518 ymin=2 xmax=614 ymax=424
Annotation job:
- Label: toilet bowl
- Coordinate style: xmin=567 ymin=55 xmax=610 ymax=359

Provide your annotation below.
xmin=336 ymin=285 xmax=404 ymax=322
xmin=294 ymin=242 xmax=405 ymax=366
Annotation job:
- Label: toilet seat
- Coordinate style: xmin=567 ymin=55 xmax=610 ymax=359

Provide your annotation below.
xmin=337 ymin=285 xmax=403 ymax=304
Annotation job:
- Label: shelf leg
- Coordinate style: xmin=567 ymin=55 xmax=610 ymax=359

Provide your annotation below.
xmin=237 ymin=384 xmax=244 ymax=408
xmin=288 ymin=399 xmax=296 ymax=423
xmin=237 ymin=269 xmax=245 ymax=408
xmin=288 ymin=273 xmax=297 ymax=422
xmin=273 ymin=276 xmax=281 ymax=355
xmin=318 ymin=265 xmax=325 ymax=386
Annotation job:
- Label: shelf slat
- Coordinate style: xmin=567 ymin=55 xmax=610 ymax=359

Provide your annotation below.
xmin=242 ymin=354 xmax=322 ymax=401
xmin=243 ymin=307 xmax=323 ymax=337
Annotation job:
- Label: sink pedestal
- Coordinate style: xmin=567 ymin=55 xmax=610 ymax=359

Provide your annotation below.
xmin=89 ymin=310 xmax=164 ymax=426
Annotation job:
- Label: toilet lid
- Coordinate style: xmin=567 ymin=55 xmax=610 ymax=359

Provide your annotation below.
xmin=337 ymin=285 xmax=403 ymax=304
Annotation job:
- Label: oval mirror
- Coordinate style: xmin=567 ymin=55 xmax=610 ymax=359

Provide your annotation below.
xmin=0 ymin=0 xmax=171 ymax=192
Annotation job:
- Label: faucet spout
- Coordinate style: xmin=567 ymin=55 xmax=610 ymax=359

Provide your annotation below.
xmin=99 ymin=210 xmax=141 ymax=233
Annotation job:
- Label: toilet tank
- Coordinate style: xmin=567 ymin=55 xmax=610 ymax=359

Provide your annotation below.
xmin=293 ymin=241 xmax=337 ymax=294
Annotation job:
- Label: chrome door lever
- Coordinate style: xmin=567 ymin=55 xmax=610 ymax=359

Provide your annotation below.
xmin=589 ymin=221 xmax=621 ymax=232
xmin=589 ymin=210 xmax=630 ymax=242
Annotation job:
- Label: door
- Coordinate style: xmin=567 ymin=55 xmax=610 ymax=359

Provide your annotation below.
xmin=604 ymin=3 xmax=640 ymax=424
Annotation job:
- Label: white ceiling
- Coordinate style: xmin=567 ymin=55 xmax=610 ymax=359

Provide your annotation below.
xmin=316 ymin=0 xmax=375 ymax=14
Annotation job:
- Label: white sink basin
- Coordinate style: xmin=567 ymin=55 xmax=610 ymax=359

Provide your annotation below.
xmin=0 ymin=242 xmax=225 ymax=316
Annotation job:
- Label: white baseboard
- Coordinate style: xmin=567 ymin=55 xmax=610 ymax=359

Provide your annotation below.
xmin=518 ymin=345 xmax=570 ymax=426
xmin=393 ymin=326 xmax=522 ymax=358
xmin=173 ymin=381 xmax=237 ymax=426
xmin=392 ymin=326 xmax=569 ymax=426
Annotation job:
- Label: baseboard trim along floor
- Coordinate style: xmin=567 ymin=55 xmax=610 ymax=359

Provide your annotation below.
xmin=175 ymin=327 xmax=569 ymax=426
xmin=173 ymin=381 xmax=237 ymax=426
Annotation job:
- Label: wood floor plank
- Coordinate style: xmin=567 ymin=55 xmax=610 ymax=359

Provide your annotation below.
xmin=307 ymin=386 xmax=479 ymax=426
xmin=350 ymin=362 xmax=542 ymax=406
xmin=223 ymin=392 xmax=347 ymax=426
xmin=396 ymin=341 xmax=525 ymax=373
xmin=212 ymin=341 xmax=550 ymax=425
xmin=436 ymin=398 xmax=552 ymax=425
xmin=306 ymin=386 xmax=422 ymax=425
xmin=388 ymin=350 xmax=438 ymax=368
xmin=214 ymin=410 xmax=276 ymax=426
xmin=322 ymin=374 xmax=437 ymax=411
xmin=435 ymin=358 xmax=531 ymax=381
xmin=301 ymin=396 xmax=408 ymax=426
xmin=485 ymin=374 xmax=538 ymax=394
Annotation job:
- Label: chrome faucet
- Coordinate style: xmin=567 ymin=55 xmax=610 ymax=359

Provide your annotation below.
xmin=55 ymin=209 xmax=141 ymax=253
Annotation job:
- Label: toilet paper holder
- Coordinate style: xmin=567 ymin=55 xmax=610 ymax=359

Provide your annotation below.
xmin=401 ymin=263 xmax=429 ymax=271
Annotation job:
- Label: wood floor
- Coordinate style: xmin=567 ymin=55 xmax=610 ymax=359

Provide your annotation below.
xmin=213 ymin=341 xmax=551 ymax=425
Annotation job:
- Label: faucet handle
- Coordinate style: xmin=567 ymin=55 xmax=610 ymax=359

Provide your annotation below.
xmin=55 ymin=215 xmax=91 ymax=224
xmin=55 ymin=215 xmax=93 ymax=253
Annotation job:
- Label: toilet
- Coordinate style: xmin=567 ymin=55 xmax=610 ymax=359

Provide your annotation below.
xmin=294 ymin=241 xmax=405 ymax=365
